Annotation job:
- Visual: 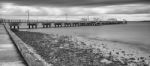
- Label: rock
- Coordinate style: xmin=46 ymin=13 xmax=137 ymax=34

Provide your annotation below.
xmin=128 ymin=62 xmax=137 ymax=66
xmin=100 ymin=59 xmax=112 ymax=64
xmin=145 ymin=60 xmax=150 ymax=66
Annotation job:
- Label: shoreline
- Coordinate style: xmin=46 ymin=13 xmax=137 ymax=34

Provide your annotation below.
xmin=78 ymin=34 xmax=150 ymax=54
xmin=75 ymin=36 xmax=150 ymax=58
xmin=14 ymin=31 xmax=150 ymax=66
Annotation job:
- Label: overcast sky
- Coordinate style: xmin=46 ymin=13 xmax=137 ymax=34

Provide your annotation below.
xmin=0 ymin=0 xmax=150 ymax=20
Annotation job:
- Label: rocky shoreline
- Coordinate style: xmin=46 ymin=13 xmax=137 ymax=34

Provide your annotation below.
xmin=14 ymin=30 xmax=150 ymax=66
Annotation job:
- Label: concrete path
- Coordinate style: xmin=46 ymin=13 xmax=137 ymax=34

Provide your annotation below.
xmin=0 ymin=24 xmax=26 ymax=66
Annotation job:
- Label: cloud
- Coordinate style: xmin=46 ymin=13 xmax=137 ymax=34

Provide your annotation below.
xmin=107 ymin=4 xmax=150 ymax=14
xmin=1 ymin=3 xmax=150 ymax=16
xmin=0 ymin=0 xmax=150 ymax=7
xmin=0 ymin=3 xmax=110 ymax=16
xmin=0 ymin=3 xmax=150 ymax=21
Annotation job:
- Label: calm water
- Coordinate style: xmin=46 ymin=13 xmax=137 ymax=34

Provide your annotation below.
xmin=20 ymin=22 xmax=150 ymax=53
xmin=0 ymin=25 xmax=26 ymax=66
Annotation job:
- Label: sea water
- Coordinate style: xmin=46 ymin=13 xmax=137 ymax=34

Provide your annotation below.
xmin=20 ymin=22 xmax=150 ymax=53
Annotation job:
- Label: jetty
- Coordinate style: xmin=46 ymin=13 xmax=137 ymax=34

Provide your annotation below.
xmin=0 ymin=18 xmax=127 ymax=29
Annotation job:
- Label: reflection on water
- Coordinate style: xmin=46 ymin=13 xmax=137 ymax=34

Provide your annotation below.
xmin=0 ymin=61 xmax=25 ymax=66
xmin=0 ymin=25 xmax=26 ymax=66
xmin=0 ymin=35 xmax=14 ymax=51
xmin=0 ymin=44 xmax=13 ymax=48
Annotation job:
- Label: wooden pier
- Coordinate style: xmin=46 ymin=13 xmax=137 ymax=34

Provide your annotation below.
xmin=8 ymin=22 xmax=20 ymax=29
xmin=27 ymin=22 xmax=38 ymax=29
xmin=0 ymin=19 xmax=127 ymax=29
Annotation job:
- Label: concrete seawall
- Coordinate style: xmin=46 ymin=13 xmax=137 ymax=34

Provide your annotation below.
xmin=3 ymin=24 xmax=49 ymax=66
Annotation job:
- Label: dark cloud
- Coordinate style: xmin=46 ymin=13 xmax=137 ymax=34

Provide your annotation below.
xmin=0 ymin=0 xmax=150 ymax=7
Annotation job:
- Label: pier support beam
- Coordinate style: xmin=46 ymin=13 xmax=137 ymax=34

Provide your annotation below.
xmin=54 ymin=23 xmax=62 ymax=28
xmin=42 ymin=23 xmax=51 ymax=28
xmin=27 ymin=23 xmax=38 ymax=29
xmin=8 ymin=22 xmax=20 ymax=29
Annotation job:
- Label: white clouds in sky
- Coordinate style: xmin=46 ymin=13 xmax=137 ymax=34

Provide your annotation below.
xmin=0 ymin=3 xmax=40 ymax=15
xmin=0 ymin=3 xmax=150 ymax=21
xmin=0 ymin=3 xmax=115 ymax=16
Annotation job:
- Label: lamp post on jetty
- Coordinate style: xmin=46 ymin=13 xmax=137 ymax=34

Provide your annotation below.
xmin=26 ymin=10 xmax=31 ymax=29
xmin=26 ymin=10 xmax=37 ymax=29
xmin=27 ymin=10 xmax=30 ymax=23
